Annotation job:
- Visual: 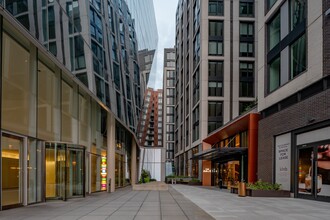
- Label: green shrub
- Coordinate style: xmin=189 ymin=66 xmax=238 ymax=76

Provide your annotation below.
xmin=189 ymin=178 xmax=200 ymax=183
xmin=140 ymin=169 xmax=151 ymax=183
xmin=248 ymin=179 xmax=281 ymax=191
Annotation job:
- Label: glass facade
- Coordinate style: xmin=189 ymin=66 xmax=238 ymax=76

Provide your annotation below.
xmin=266 ymin=0 xmax=306 ymax=93
xmin=0 ymin=8 xmax=137 ymax=209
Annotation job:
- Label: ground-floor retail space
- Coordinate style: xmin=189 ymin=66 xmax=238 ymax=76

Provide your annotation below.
xmin=0 ymin=130 xmax=136 ymax=210
xmin=273 ymin=123 xmax=330 ymax=202
xmin=193 ymin=112 xmax=259 ymax=187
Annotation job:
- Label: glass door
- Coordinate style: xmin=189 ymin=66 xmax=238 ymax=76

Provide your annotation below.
xmin=298 ymin=144 xmax=330 ymax=201
xmin=66 ymin=148 xmax=84 ymax=198
xmin=1 ymin=133 xmax=23 ymax=208
xmin=316 ymin=144 xmax=330 ymax=199
xmin=45 ymin=143 xmax=66 ymax=200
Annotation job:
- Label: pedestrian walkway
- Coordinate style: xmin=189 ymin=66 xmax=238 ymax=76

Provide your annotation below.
xmin=172 ymin=185 xmax=330 ymax=220
xmin=0 ymin=186 xmax=214 ymax=220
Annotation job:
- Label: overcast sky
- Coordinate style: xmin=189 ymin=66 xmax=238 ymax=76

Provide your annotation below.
xmin=149 ymin=0 xmax=178 ymax=89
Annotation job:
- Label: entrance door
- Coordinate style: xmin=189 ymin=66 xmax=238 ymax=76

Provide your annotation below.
xmin=297 ymin=144 xmax=330 ymax=201
xmin=1 ymin=133 xmax=23 ymax=208
xmin=45 ymin=143 xmax=66 ymax=200
xmin=66 ymin=148 xmax=84 ymax=198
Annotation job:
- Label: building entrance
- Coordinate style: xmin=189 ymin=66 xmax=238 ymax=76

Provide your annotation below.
xmin=45 ymin=143 xmax=85 ymax=200
xmin=1 ymin=133 xmax=23 ymax=208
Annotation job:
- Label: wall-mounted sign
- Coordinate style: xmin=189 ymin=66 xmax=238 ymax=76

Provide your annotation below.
xmin=101 ymin=156 xmax=107 ymax=191
xmin=275 ymin=133 xmax=291 ymax=191
xmin=203 ymin=168 xmax=211 ymax=173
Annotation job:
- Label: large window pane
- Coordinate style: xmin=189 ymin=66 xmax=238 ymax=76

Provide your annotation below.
xmin=2 ymin=32 xmax=36 ymax=136
xmin=239 ymin=1 xmax=254 ymax=17
xmin=290 ymin=34 xmax=306 ymax=79
xmin=268 ymin=57 xmax=280 ymax=92
xmin=37 ymin=60 xmax=60 ymax=141
xmin=268 ymin=13 xmax=280 ymax=51
xmin=28 ymin=139 xmax=42 ymax=204
xmin=61 ymin=81 xmax=78 ymax=143
xmin=290 ymin=0 xmax=306 ymax=30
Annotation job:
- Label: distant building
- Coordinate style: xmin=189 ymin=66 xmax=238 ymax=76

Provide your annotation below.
xmin=163 ymin=48 xmax=176 ymax=177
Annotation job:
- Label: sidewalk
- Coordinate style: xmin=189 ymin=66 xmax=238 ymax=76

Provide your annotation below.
xmin=0 ymin=186 xmax=214 ymax=220
xmin=172 ymin=185 xmax=330 ymax=220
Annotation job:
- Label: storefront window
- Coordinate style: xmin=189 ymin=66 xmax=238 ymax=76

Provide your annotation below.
xmin=2 ymin=32 xmax=36 ymax=137
xmin=1 ymin=134 xmax=23 ymax=207
xmin=317 ymin=144 xmax=330 ymax=197
xmin=37 ymin=58 xmax=60 ymax=141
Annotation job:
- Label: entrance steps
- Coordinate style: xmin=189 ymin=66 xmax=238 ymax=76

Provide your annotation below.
xmin=132 ymin=181 xmax=168 ymax=191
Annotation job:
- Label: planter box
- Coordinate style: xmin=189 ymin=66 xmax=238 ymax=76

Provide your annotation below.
xmin=188 ymin=181 xmax=202 ymax=186
xmin=249 ymin=190 xmax=290 ymax=197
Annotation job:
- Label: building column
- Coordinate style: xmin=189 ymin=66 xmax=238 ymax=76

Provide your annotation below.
xmin=107 ymin=113 xmax=116 ymax=192
xmin=202 ymin=142 xmax=212 ymax=186
xmin=131 ymin=137 xmax=137 ymax=185
xmin=247 ymin=114 xmax=259 ymax=183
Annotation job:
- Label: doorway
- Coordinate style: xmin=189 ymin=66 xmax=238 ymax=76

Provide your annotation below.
xmin=45 ymin=143 xmax=85 ymax=200
xmin=297 ymin=142 xmax=330 ymax=201
xmin=1 ymin=133 xmax=24 ymax=208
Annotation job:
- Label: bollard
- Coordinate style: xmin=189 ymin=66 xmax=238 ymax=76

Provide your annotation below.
xmin=238 ymin=182 xmax=246 ymax=197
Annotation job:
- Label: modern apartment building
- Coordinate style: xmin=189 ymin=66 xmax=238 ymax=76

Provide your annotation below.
xmin=174 ymin=0 xmax=257 ymax=180
xmin=163 ymin=48 xmax=176 ymax=177
xmin=257 ymin=0 xmax=330 ymax=202
xmin=0 ymin=0 xmax=143 ymax=210
xmin=137 ymin=88 xmax=163 ymax=180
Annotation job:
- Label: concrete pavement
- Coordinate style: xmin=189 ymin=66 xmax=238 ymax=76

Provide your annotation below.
xmin=1 ymin=185 xmax=330 ymax=220
xmin=0 ymin=186 xmax=213 ymax=220
xmin=172 ymin=185 xmax=330 ymax=220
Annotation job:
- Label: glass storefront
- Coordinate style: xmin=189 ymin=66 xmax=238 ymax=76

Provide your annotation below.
xmin=297 ymin=141 xmax=330 ymax=200
xmin=1 ymin=134 xmax=23 ymax=208
xmin=45 ymin=142 xmax=85 ymax=200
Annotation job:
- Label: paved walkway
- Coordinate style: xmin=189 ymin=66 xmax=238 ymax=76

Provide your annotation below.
xmin=172 ymin=185 xmax=330 ymax=220
xmin=0 ymin=186 xmax=213 ymax=220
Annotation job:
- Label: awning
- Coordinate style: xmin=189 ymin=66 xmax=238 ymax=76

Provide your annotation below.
xmin=191 ymin=147 xmax=247 ymax=161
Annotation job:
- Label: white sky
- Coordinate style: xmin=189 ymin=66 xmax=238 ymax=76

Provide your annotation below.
xmin=149 ymin=0 xmax=178 ymax=89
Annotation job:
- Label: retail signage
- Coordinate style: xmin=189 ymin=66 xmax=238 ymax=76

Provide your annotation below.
xmin=101 ymin=156 xmax=107 ymax=191
xmin=275 ymin=133 xmax=291 ymax=191
xmin=203 ymin=168 xmax=211 ymax=173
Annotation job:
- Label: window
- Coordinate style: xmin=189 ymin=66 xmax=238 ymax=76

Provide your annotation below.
xmin=208 ymin=101 xmax=223 ymax=117
xmin=209 ymin=21 xmax=223 ymax=56
xmin=70 ymin=36 xmax=86 ymax=70
xmin=290 ymin=0 xmax=306 ymax=30
xmin=193 ymin=69 xmax=200 ymax=106
xmin=193 ymin=31 xmax=200 ymax=68
xmin=208 ymin=101 xmax=223 ymax=133
xmin=239 ymin=62 xmax=254 ymax=97
xmin=268 ymin=57 xmax=280 ymax=92
xmin=240 ymin=22 xmax=254 ymax=38
xmin=192 ymin=106 xmax=199 ymax=141
xmin=239 ymin=1 xmax=254 ymax=17
xmin=290 ymin=34 xmax=306 ymax=79
xmin=267 ymin=0 xmax=277 ymax=10
xmin=209 ymin=0 xmax=224 ymax=16
xmin=193 ymin=0 xmax=200 ymax=32
xmin=239 ymin=42 xmax=253 ymax=57
xmin=208 ymin=82 xmax=223 ymax=97
xmin=67 ymin=0 xmax=81 ymax=34
xmin=208 ymin=61 xmax=223 ymax=96
xmin=268 ymin=13 xmax=280 ymax=51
